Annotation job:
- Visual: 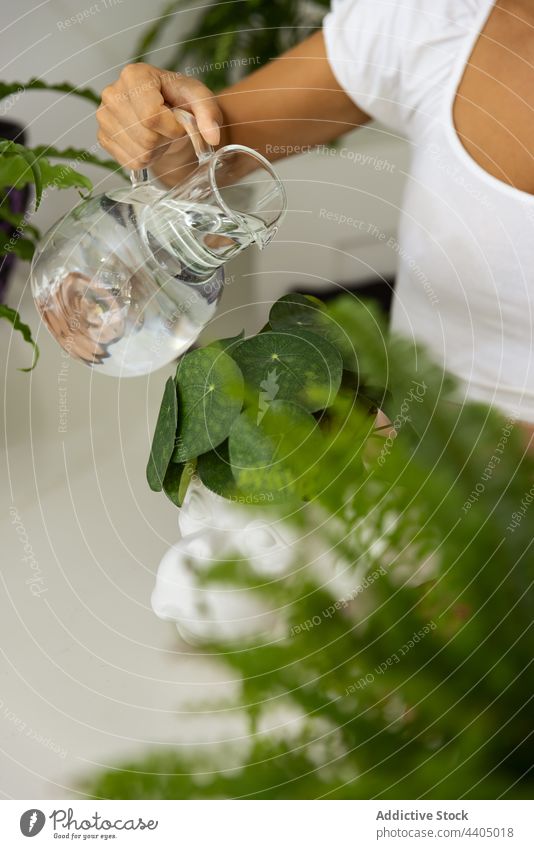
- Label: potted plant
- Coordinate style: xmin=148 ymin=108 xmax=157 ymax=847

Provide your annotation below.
xmin=144 ymin=291 xmax=391 ymax=641
xmin=88 ymin=294 xmax=534 ymax=799
xmin=130 ymin=0 xmax=330 ymax=90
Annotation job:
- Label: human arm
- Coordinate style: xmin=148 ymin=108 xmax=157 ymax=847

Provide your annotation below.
xmin=96 ymin=30 xmax=369 ymax=184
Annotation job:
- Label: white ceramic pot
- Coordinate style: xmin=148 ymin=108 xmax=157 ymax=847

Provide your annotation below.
xmin=151 ymin=483 xmax=298 ymax=644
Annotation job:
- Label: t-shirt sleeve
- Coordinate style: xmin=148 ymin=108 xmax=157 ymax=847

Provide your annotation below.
xmin=322 ymin=0 xmax=479 ymax=137
xmin=323 ymin=0 xmax=415 ymax=134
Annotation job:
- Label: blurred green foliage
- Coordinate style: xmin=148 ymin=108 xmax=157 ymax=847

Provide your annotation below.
xmin=87 ymin=294 xmax=534 ymax=799
xmin=131 ymin=0 xmax=330 ymax=90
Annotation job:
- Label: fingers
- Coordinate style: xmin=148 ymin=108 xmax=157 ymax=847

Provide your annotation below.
xmin=118 ymin=64 xmax=187 ymax=141
xmin=96 ymin=128 xmax=153 ymax=172
xmin=96 ymin=98 xmax=172 ymax=170
xmin=96 ymin=63 xmax=223 ymax=171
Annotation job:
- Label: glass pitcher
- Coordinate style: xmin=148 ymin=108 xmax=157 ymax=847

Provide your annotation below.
xmin=30 ymin=109 xmax=286 ymax=377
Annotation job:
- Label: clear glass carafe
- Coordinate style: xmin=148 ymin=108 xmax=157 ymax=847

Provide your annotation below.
xmin=30 ymin=109 xmax=286 ymax=377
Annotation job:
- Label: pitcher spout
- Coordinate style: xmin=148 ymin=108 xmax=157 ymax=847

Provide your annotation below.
xmin=254 ymin=225 xmax=279 ymax=251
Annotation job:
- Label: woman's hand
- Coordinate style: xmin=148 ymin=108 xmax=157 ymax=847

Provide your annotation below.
xmin=96 ymin=63 xmax=223 ymax=175
xmin=96 ymin=33 xmax=368 ymax=182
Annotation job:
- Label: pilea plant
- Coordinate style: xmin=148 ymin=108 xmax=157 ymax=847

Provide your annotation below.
xmin=146 ymin=293 xmax=390 ymax=507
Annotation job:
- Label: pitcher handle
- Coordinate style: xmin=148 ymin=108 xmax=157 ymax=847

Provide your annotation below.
xmin=130 ymin=107 xmax=215 ymax=187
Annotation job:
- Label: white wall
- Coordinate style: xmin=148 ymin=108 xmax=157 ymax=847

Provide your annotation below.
xmin=247 ymin=125 xmax=410 ymax=324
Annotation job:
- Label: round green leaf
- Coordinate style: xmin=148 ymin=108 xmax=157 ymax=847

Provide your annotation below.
xmin=163 ymin=460 xmax=196 ymax=507
xmin=207 ymin=329 xmax=244 ymax=354
xmin=269 ymin=293 xmax=358 ymax=372
xmin=228 ymin=400 xmax=322 ymax=501
xmin=230 ymin=330 xmax=342 ymax=413
xmin=199 ymin=442 xmax=280 ymax=505
xmin=269 ymin=293 xmax=324 ymax=325
xmin=146 ymin=376 xmax=178 ymax=492
xmin=197 ymin=441 xmax=241 ymax=500
xmin=173 ymin=347 xmax=244 ymax=462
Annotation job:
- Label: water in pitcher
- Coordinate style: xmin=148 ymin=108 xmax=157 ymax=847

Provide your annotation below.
xmin=33 ymin=190 xmax=263 ymax=377
xmin=141 ymin=197 xmax=266 ymax=276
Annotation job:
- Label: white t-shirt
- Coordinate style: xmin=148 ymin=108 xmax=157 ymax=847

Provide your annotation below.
xmin=323 ymin=0 xmax=534 ymax=423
